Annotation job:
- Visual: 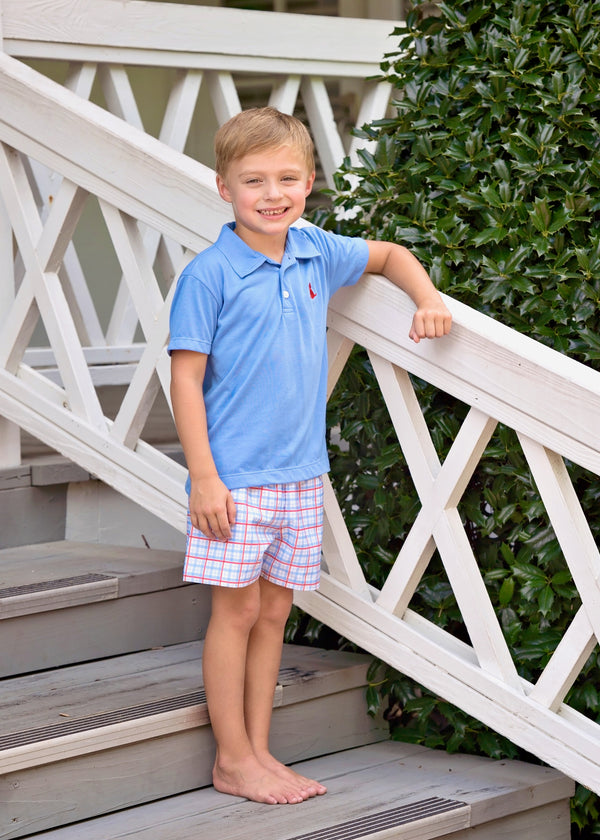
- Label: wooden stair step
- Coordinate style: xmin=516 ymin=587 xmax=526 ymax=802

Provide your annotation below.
xmin=0 ymin=540 xmax=210 ymax=676
xmin=0 ymin=541 xmax=188 ymax=613
xmin=22 ymin=741 xmax=575 ymax=840
xmin=1 ymin=643 xmax=386 ymax=838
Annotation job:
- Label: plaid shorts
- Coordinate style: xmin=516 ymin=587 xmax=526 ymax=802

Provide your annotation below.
xmin=184 ymin=476 xmax=324 ymax=590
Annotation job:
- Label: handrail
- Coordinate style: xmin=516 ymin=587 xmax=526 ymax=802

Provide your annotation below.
xmin=1 ymin=0 xmax=396 ymax=74
xmin=0 ymin=54 xmax=227 ymax=251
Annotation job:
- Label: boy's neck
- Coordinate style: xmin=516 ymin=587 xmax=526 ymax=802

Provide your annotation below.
xmin=233 ymin=225 xmax=288 ymax=263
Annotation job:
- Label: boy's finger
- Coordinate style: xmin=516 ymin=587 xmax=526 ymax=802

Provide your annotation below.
xmin=194 ymin=513 xmax=214 ymax=541
xmin=211 ymin=509 xmax=232 ymax=541
xmin=227 ymin=493 xmax=237 ymax=526
xmin=410 ymin=310 xmax=451 ymax=342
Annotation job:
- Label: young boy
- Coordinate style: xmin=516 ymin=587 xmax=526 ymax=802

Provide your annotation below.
xmin=168 ymin=107 xmax=451 ymax=806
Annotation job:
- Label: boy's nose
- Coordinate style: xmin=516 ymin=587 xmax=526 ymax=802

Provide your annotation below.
xmin=264 ymin=180 xmax=283 ymax=199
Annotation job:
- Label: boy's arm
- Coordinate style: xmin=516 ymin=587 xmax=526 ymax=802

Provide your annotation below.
xmin=364 ymin=240 xmax=452 ymax=343
xmin=170 ymin=349 xmax=236 ymax=541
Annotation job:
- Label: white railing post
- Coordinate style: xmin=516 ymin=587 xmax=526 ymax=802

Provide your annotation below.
xmin=0 ymin=0 xmax=22 ymax=467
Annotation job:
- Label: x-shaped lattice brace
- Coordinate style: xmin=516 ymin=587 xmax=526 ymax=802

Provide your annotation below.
xmin=0 ymin=140 xmax=176 ymax=458
xmin=318 ymin=326 xmax=600 ymax=708
xmin=320 ymin=328 xmax=524 ymax=690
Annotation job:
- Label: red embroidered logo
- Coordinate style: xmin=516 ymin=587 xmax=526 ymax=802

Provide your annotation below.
xmin=309 ymin=283 xmax=317 ymax=299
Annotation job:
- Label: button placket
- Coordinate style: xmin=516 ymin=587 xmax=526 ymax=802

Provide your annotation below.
xmin=280 ymin=257 xmax=295 ymax=312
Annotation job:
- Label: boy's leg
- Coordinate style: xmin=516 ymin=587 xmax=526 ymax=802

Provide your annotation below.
xmin=244 ymin=577 xmax=327 ymax=796
xmin=203 ymin=582 xmax=308 ymax=804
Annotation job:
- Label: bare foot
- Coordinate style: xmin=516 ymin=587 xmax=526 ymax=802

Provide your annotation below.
xmin=213 ymin=754 xmax=309 ymax=804
xmin=256 ymin=750 xmax=327 ymax=798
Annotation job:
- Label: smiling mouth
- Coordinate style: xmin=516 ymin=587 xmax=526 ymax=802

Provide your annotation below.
xmin=258 ymin=207 xmax=288 ymax=217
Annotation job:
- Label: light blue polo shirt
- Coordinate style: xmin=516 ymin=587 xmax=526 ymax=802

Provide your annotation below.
xmin=168 ymin=222 xmax=369 ymax=491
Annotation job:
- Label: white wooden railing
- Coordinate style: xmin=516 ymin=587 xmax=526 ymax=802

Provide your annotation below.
xmin=1 ymin=0 xmax=600 ymax=801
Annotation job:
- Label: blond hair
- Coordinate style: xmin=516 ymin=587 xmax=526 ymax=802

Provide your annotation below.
xmin=214 ymin=107 xmax=315 ymax=178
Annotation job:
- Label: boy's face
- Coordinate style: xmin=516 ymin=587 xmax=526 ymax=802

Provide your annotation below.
xmin=216 ymin=145 xmax=315 ymax=256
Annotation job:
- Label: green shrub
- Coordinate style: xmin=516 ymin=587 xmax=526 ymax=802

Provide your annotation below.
xmin=303 ymin=0 xmax=600 ymax=834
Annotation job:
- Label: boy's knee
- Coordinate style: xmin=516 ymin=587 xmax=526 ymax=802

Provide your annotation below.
xmin=257 ymin=582 xmax=294 ymax=627
xmin=211 ymin=583 xmax=261 ymax=629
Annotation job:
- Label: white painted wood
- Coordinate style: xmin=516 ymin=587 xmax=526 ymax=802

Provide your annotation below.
xmin=0 ymin=143 xmax=42 ymax=269
xmin=98 ymin=204 xmax=165 ymax=335
xmin=0 ymin=416 xmax=20 ymax=468
xmin=268 ymin=74 xmax=301 ymax=113
xmin=159 ymin=68 xmax=203 ymax=149
xmin=98 ymin=63 xmax=145 ymax=131
xmin=27 ymin=158 xmax=105 ymax=347
xmin=0 ymin=275 xmax=39 ymax=374
xmin=529 ymin=605 xmax=597 ymax=712
xmin=64 ymin=60 xmax=97 ymax=99
xmin=29 ymin=63 xmax=103 ymax=349
xmin=0 ymin=365 xmax=189 ymax=530
xmin=0 ymin=181 xmax=21 ymax=468
xmin=329 ymin=276 xmax=600 ymax=471
xmin=301 ymin=76 xmax=347 ymax=187
xmin=296 ymin=576 xmax=600 ymax=792
xmin=110 ymin=296 xmax=173 ymax=448
xmin=371 ymin=359 xmax=441 ymax=491
xmin=326 ymin=327 xmax=355 ymax=398
xmin=24 ymin=345 xmax=144 ymax=367
xmin=2 ymin=0 xmax=396 ymax=72
xmin=0 ymin=189 xmax=15 ymax=327
xmin=519 ymin=436 xmax=600 ymax=638
xmin=0 ymin=52 xmax=229 ymax=251
xmin=348 ymin=80 xmax=393 ymax=163
xmin=0 ymin=148 xmax=108 ymax=428
xmin=319 ymin=473 xmax=371 ymax=597
xmin=108 ymin=67 xmax=193 ymax=345
xmin=206 ymin=70 xmax=242 ymax=125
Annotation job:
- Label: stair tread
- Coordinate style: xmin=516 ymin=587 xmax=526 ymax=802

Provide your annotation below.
xmin=0 ymin=540 xmax=186 ymax=618
xmin=27 ymin=741 xmax=574 ymax=840
xmin=0 ymin=642 xmax=370 ymax=746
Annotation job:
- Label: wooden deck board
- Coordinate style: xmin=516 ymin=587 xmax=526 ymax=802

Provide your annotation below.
xmin=0 ymin=540 xmax=187 ymax=601
xmin=0 ymin=642 xmax=373 ymax=738
xmin=0 ymin=540 xmax=209 ymax=677
xmin=25 ymin=742 xmax=574 ymax=840
xmin=2 ymin=586 xmax=208 ymax=678
xmin=1 ymin=645 xmax=386 ymax=838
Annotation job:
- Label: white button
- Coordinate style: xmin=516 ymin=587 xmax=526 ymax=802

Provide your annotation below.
xmin=283 ymin=290 xmax=290 ymax=299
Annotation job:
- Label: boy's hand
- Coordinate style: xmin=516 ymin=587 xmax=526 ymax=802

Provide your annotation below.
xmin=189 ymin=475 xmax=236 ymax=541
xmin=409 ymin=299 xmax=452 ymax=344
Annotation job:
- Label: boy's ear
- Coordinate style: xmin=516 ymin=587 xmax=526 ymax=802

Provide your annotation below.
xmin=305 ymin=171 xmax=316 ymax=196
xmin=216 ymin=174 xmax=231 ymax=203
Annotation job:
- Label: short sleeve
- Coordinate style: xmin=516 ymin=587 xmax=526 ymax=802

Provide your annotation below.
xmin=167 ymin=271 xmax=220 ymax=356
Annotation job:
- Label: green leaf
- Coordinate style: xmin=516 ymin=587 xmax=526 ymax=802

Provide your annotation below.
xmin=538 ymin=585 xmax=555 ymax=615
xmin=498 ymin=577 xmax=515 ymax=606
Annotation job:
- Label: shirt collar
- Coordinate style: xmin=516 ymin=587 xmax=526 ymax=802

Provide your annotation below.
xmin=215 ymin=222 xmax=321 ymax=278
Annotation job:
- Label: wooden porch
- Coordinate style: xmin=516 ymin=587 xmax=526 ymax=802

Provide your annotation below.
xmin=1 ymin=0 xmax=599 ymax=836
xmin=0 ymin=531 xmax=573 ymax=839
